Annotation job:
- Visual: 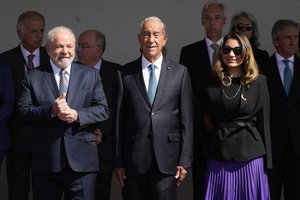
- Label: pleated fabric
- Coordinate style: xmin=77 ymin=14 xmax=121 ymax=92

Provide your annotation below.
xmin=204 ymin=157 xmax=270 ymax=200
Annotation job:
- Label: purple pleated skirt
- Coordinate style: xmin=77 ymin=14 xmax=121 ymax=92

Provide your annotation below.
xmin=204 ymin=157 xmax=270 ymax=200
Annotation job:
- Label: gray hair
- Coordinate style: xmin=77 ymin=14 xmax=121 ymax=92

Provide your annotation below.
xmin=271 ymin=19 xmax=299 ymax=39
xmin=16 ymin=10 xmax=45 ymax=33
xmin=201 ymin=0 xmax=226 ymax=18
xmin=47 ymin=26 xmax=75 ymax=44
xmin=230 ymin=11 xmax=260 ymax=47
xmin=140 ymin=16 xmax=167 ymax=36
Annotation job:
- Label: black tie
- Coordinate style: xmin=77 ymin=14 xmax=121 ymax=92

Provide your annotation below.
xmin=59 ymin=69 xmax=69 ymax=98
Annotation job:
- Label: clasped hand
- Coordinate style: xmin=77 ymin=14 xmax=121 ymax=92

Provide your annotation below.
xmin=51 ymin=96 xmax=78 ymax=123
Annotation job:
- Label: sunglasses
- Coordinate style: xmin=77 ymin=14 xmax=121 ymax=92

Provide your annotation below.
xmin=222 ymin=46 xmax=243 ymax=55
xmin=236 ymin=23 xmax=255 ymax=31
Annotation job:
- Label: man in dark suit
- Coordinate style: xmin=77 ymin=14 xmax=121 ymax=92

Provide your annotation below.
xmin=114 ymin=16 xmax=193 ymax=200
xmin=263 ymin=19 xmax=300 ymax=200
xmin=17 ymin=26 xmax=109 ymax=200
xmin=179 ymin=1 xmax=226 ymax=199
xmin=0 ymin=64 xmax=14 ymax=171
xmin=0 ymin=10 xmax=49 ymax=200
xmin=77 ymin=29 xmax=122 ymax=200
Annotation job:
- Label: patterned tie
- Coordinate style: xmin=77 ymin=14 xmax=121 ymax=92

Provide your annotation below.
xmin=283 ymin=59 xmax=292 ymax=95
xmin=59 ymin=69 xmax=69 ymax=98
xmin=148 ymin=64 xmax=157 ymax=104
xmin=210 ymin=43 xmax=220 ymax=67
xmin=27 ymin=54 xmax=35 ymax=70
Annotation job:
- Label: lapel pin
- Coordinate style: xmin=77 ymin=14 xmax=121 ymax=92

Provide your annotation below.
xmin=241 ymin=94 xmax=247 ymax=101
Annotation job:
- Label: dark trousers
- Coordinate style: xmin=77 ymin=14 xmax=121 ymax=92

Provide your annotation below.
xmin=0 ymin=150 xmax=4 ymax=173
xmin=6 ymin=151 xmax=32 ymax=200
xmin=33 ymin=166 xmax=97 ymax=200
xmin=95 ymin=160 xmax=113 ymax=200
xmin=192 ymin=158 xmax=206 ymax=200
xmin=268 ymin=152 xmax=300 ymax=200
xmin=123 ymin=159 xmax=177 ymax=200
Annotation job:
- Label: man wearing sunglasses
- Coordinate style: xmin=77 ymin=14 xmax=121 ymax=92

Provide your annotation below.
xmin=179 ymin=1 xmax=226 ymax=199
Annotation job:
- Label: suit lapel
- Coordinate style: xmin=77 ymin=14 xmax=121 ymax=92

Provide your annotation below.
xmin=289 ymin=56 xmax=300 ymax=97
xmin=269 ymin=55 xmax=286 ymax=97
xmin=67 ymin=63 xmax=81 ymax=105
xmin=200 ymin=39 xmax=213 ymax=70
xmin=14 ymin=46 xmax=26 ymax=81
xmin=152 ymin=59 xmax=169 ymax=107
xmin=41 ymin=65 xmax=60 ymax=98
xmin=132 ymin=59 xmax=151 ymax=106
xmin=100 ymin=60 xmax=114 ymax=106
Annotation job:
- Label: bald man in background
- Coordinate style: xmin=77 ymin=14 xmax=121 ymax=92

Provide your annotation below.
xmin=77 ymin=29 xmax=122 ymax=200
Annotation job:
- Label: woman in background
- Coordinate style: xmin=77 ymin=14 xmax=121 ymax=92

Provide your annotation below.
xmin=230 ymin=11 xmax=269 ymax=72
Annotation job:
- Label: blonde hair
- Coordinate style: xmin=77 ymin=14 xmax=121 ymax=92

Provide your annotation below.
xmin=214 ymin=33 xmax=258 ymax=87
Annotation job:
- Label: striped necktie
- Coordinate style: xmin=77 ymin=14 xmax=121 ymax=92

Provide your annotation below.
xmin=59 ymin=69 xmax=69 ymax=98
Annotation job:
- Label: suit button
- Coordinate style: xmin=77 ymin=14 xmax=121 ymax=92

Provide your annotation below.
xmin=151 ymin=112 xmax=155 ymax=116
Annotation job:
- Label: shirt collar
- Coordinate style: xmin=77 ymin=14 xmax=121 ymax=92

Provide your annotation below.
xmin=20 ymin=43 xmax=40 ymax=58
xmin=92 ymin=58 xmax=102 ymax=71
xmin=141 ymin=54 xmax=163 ymax=70
xmin=275 ymin=52 xmax=294 ymax=64
xmin=50 ymin=59 xmax=72 ymax=75
xmin=205 ymin=37 xmax=223 ymax=47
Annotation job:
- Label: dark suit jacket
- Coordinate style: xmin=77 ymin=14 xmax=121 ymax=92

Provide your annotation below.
xmin=96 ymin=59 xmax=122 ymax=161
xmin=17 ymin=62 xmax=109 ymax=173
xmin=252 ymin=47 xmax=269 ymax=72
xmin=262 ymin=54 xmax=300 ymax=158
xmin=0 ymin=45 xmax=49 ymax=152
xmin=179 ymin=39 xmax=212 ymax=159
xmin=203 ymin=74 xmax=272 ymax=168
xmin=0 ymin=64 xmax=14 ymax=151
xmin=114 ymin=57 xmax=193 ymax=175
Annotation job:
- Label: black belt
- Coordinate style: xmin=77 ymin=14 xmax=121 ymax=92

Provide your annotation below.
xmin=215 ymin=120 xmax=259 ymax=141
xmin=216 ymin=120 xmax=256 ymax=128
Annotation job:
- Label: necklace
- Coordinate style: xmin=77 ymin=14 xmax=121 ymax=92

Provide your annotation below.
xmin=222 ymin=84 xmax=242 ymax=99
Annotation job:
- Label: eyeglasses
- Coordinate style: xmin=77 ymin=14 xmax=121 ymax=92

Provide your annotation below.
xmin=235 ymin=23 xmax=255 ymax=32
xmin=222 ymin=46 xmax=243 ymax=55
xmin=77 ymin=44 xmax=100 ymax=49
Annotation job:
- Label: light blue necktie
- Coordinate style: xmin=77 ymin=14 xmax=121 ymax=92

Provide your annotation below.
xmin=283 ymin=59 xmax=292 ymax=95
xmin=148 ymin=64 xmax=157 ymax=104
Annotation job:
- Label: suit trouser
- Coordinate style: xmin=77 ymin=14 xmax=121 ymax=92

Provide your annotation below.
xmin=0 ymin=150 xmax=4 ymax=173
xmin=95 ymin=160 xmax=113 ymax=200
xmin=192 ymin=157 xmax=206 ymax=200
xmin=123 ymin=159 xmax=177 ymax=200
xmin=33 ymin=166 xmax=97 ymax=200
xmin=6 ymin=151 xmax=32 ymax=200
xmin=268 ymin=150 xmax=300 ymax=200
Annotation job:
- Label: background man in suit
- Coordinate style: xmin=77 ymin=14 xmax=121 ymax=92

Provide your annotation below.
xmin=114 ymin=16 xmax=193 ymax=200
xmin=263 ymin=19 xmax=300 ymax=200
xmin=0 ymin=10 xmax=49 ymax=200
xmin=77 ymin=29 xmax=122 ymax=200
xmin=17 ymin=26 xmax=109 ymax=200
xmin=0 ymin=64 xmax=14 ymax=172
xmin=179 ymin=1 xmax=226 ymax=199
